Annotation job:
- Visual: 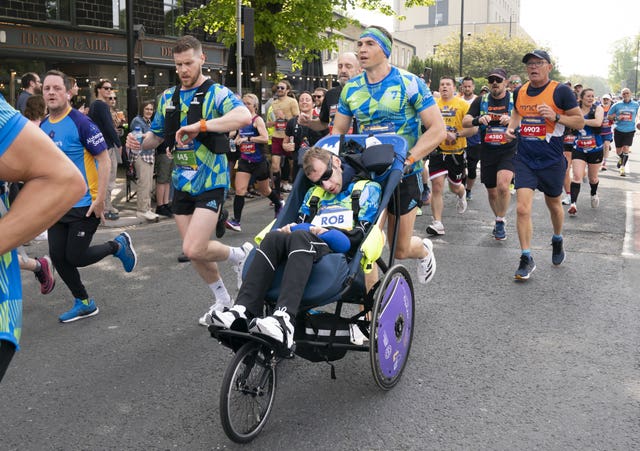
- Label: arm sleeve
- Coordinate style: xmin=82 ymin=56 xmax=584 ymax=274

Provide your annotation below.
xmin=468 ymin=96 xmax=481 ymax=117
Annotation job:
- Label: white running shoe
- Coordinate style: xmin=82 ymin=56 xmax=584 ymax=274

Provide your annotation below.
xmin=591 ymin=194 xmax=600 ymax=208
xmin=568 ymin=203 xmax=577 ymax=216
xmin=250 ymin=308 xmax=294 ymax=349
xmin=349 ymin=323 xmax=369 ymax=345
xmin=417 ymin=238 xmax=437 ymax=284
xmin=426 ymin=221 xmax=445 ymax=236
xmin=207 ymin=304 xmax=247 ymax=328
xmin=561 ymin=194 xmax=571 ymax=205
xmin=233 ymin=242 xmax=254 ymax=289
xmin=456 ymin=194 xmax=467 ymax=214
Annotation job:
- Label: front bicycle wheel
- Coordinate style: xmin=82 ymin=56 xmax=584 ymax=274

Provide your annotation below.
xmin=219 ymin=341 xmax=277 ymax=443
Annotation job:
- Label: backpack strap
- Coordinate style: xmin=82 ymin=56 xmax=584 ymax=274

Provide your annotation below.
xmin=164 ymin=79 xmax=229 ymax=153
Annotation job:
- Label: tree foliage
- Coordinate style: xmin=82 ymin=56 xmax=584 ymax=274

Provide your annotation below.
xmin=609 ymin=35 xmax=640 ymax=96
xmin=432 ymin=29 xmax=561 ymax=81
xmin=407 ymin=56 xmax=455 ymax=92
xmin=176 ymin=0 xmax=435 ymax=82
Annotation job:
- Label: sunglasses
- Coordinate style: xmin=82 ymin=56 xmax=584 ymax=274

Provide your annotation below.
xmin=510 ymin=80 xmax=522 ymax=84
xmin=276 ymin=86 xmax=287 ymax=90
xmin=487 ymin=76 xmax=504 ymax=84
xmin=109 ymin=97 xmax=116 ymax=100
xmin=313 ymin=155 xmax=333 ymax=186
xmin=101 ymin=86 xmax=112 ymax=90
xmin=312 ymin=95 xmax=323 ymax=99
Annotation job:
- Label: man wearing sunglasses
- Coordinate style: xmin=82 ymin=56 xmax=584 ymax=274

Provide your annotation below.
xmin=463 ymin=68 xmax=516 ymax=241
xmin=506 ymin=50 xmax=584 ymax=281
xmin=210 ymin=146 xmax=382 ymax=348
xmin=89 ymin=79 xmax=122 ymax=221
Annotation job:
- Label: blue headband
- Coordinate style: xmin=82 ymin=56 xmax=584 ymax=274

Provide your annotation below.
xmin=360 ymin=28 xmax=392 ymax=58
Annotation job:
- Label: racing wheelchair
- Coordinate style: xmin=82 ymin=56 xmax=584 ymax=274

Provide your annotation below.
xmin=210 ymin=134 xmax=416 ymax=443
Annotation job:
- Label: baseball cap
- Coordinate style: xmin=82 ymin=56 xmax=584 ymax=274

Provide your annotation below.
xmin=487 ymin=68 xmax=507 ymax=80
xmin=602 ymin=94 xmax=612 ymax=100
xmin=522 ymin=49 xmax=551 ymax=64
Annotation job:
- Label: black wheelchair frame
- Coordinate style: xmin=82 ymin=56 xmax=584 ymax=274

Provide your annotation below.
xmin=209 ymin=134 xmax=416 ymax=443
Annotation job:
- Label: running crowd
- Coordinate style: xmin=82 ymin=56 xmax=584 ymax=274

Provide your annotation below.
xmin=2 ymin=27 xmax=639 ymax=380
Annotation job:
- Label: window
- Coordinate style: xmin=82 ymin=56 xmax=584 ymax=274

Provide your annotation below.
xmin=164 ymin=0 xmax=183 ymax=37
xmin=113 ymin=0 xmax=126 ymax=30
xmin=46 ymin=0 xmax=71 ymax=23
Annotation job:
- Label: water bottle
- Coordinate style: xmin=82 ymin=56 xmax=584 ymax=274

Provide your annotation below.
xmin=132 ymin=126 xmax=143 ymax=145
xmin=229 ymin=138 xmax=237 ymax=153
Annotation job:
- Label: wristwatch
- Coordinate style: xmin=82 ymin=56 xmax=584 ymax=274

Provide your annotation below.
xmin=554 ymin=113 xmax=560 ymax=122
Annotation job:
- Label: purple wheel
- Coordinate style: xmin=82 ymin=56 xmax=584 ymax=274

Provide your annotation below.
xmin=369 ymin=264 xmax=414 ymax=390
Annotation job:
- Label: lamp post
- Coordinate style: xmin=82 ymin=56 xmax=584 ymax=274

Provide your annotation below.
xmin=635 ymin=37 xmax=639 ymax=98
xmin=459 ymin=0 xmax=465 ymax=77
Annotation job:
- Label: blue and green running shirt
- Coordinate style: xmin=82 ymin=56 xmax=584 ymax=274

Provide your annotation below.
xmin=0 ymin=94 xmax=27 ymax=349
xmin=337 ymin=66 xmax=435 ymax=167
xmin=40 ymin=107 xmax=108 ymax=208
xmin=151 ymin=83 xmax=244 ymax=195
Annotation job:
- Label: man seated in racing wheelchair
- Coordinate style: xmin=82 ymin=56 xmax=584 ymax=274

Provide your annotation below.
xmin=210 ymin=145 xmax=387 ymax=349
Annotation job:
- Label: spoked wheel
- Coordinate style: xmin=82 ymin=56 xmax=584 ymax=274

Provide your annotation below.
xmin=369 ymin=264 xmax=415 ymax=390
xmin=220 ymin=341 xmax=277 ymax=443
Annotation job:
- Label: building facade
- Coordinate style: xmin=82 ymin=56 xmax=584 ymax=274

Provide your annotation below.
xmin=392 ymin=0 xmax=530 ymax=59
xmin=0 ymin=0 xmax=227 ymax=114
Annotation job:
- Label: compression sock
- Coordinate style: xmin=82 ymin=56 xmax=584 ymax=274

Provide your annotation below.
xmin=570 ymin=182 xmax=581 ymax=203
xmin=590 ymin=182 xmax=599 ymax=196
xmin=267 ymin=190 xmax=280 ymax=206
xmin=233 ymin=195 xmax=245 ymax=222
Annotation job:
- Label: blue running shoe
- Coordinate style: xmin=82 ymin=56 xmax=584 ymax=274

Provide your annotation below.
xmin=514 ymin=254 xmax=536 ymax=281
xmin=494 ymin=220 xmax=506 ymax=241
xmin=551 ymin=237 xmax=565 ymax=266
xmin=113 ymin=232 xmax=137 ymax=272
xmin=59 ymin=298 xmax=99 ymax=323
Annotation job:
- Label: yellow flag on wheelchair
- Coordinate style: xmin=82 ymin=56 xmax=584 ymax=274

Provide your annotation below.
xmin=360 ymin=225 xmax=386 ymax=273
xmin=254 ymin=219 xmax=276 ymax=245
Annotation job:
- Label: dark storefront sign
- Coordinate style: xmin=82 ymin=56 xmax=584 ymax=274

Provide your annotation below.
xmin=0 ymin=23 xmax=227 ymax=68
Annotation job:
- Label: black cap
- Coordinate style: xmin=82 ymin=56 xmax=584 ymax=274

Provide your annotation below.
xmin=522 ymin=49 xmax=551 ymax=64
xmin=487 ymin=68 xmax=507 ymax=80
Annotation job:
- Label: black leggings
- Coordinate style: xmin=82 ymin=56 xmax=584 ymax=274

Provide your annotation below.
xmin=0 ymin=339 xmax=16 ymax=383
xmin=236 ymin=230 xmax=331 ymax=317
xmin=48 ymin=208 xmax=117 ymax=300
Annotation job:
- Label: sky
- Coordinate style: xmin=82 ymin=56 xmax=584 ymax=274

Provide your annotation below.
xmin=354 ymin=0 xmax=640 ymax=78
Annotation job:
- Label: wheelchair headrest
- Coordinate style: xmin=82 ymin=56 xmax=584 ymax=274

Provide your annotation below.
xmin=343 ymin=143 xmax=395 ymax=179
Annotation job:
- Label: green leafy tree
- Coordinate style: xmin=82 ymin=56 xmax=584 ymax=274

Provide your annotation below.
xmin=609 ymin=35 xmax=640 ymax=96
xmin=407 ymin=56 xmax=455 ymax=92
xmin=176 ymin=0 xmax=435 ymax=82
xmin=433 ymin=29 xmax=559 ymax=81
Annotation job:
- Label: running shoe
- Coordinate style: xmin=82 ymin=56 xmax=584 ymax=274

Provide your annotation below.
xmin=426 ymin=221 xmax=445 ymax=236
xmin=274 ymin=200 xmax=285 ymax=218
xmin=216 ymin=208 xmax=228 ymax=238
xmin=551 ymin=237 xmax=565 ymax=266
xmin=456 ymin=194 xmax=468 ymax=214
xmin=591 ymin=194 xmax=600 ymax=208
xmin=250 ymin=308 xmax=294 ymax=349
xmin=561 ymin=194 xmax=571 ymax=205
xmin=514 ymin=254 xmax=536 ymax=281
xmin=568 ymin=203 xmax=577 ymax=216
xmin=600 ymin=164 xmax=607 ymax=172
xmin=225 ymin=218 xmax=242 ymax=232
xmin=416 ymin=238 xmax=436 ymax=284
xmin=494 ymin=220 xmax=506 ymax=241
xmin=620 ymin=167 xmax=626 ymax=177
xmin=209 ymin=305 xmax=248 ymax=329
xmin=104 ymin=211 xmax=119 ymax=221
xmin=509 ymin=183 xmax=516 ymax=195
xmin=34 ymin=255 xmax=55 ymax=295
xmin=59 ymin=298 xmax=99 ymax=323
xmin=113 ymin=232 xmax=137 ymax=272
xmin=233 ymin=242 xmax=254 ymax=289
xmin=415 ymin=207 xmax=423 ymax=217
xmin=421 ymin=185 xmax=431 ymax=206
xmin=177 ymin=252 xmax=190 ymax=263
xmin=617 ymin=156 xmax=623 ymax=168
xmin=465 ymin=190 xmax=472 ymax=201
